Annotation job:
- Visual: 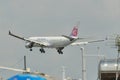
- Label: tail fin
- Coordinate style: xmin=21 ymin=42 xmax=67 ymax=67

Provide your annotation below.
xmin=70 ymin=26 xmax=78 ymax=37
xmin=70 ymin=22 xmax=79 ymax=37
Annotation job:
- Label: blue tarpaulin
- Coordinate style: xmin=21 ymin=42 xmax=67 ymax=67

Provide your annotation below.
xmin=8 ymin=74 xmax=46 ymax=80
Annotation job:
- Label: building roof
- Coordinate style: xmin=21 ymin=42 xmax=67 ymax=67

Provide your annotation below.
xmin=7 ymin=74 xmax=46 ymax=80
xmin=99 ymin=59 xmax=120 ymax=72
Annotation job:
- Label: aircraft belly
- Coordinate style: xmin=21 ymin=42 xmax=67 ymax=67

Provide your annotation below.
xmin=32 ymin=41 xmax=70 ymax=48
xmin=50 ymin=41 xmax=71 ymax=48
xmin=33 ymin=44 xmax=41 ymax=47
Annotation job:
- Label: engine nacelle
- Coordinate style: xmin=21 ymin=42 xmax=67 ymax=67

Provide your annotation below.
xmin=25 ymin=42 xmax=34 ymax=48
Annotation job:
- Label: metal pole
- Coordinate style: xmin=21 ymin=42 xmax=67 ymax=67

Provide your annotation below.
xmin=81 ymin=47 xmax=86 ymax=80
xmin=97 ymin=47 xmax=100 ymax=62
xmin=62 ymin=66 xmax=66 ymax=80
xmin=116 ymin=53 xmax=119 ymax=80
xmin=116 ymin=50 xmax=120 ymax=80
xmin=24 ymin=56 xmax=26 ymax=71
xmin=115 ymin=35 xmax=120 ymax=80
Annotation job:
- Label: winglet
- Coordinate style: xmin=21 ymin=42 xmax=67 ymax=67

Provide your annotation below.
xmin=9 ymin=30 xmax=11 ymax=35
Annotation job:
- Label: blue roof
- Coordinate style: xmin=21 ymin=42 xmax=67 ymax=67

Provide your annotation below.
xmin=7 ymin=74 xmax=46 ymax=80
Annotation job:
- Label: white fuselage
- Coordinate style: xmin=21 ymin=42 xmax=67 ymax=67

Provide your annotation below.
xmin=27 ymin=36 xmax=77 ymax=48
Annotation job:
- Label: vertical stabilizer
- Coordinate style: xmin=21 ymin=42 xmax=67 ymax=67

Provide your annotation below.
xmin=70 ymin=22 xmax=79 ymax=38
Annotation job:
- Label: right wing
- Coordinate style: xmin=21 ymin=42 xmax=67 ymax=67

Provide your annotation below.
xmin=71 ymin=40 xmax=105 ymax=46
xmin=9 ymin=31 xmax=48 ymax=47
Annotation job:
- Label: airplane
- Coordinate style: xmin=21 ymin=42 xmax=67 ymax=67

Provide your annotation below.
xmin=9 ymin=24 xmax=104 ymax=54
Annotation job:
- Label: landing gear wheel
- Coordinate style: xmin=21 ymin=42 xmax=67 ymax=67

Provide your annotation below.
xmin=30 ymin=48 xmax=32 ymax=51
xmin=57 ymin=50 xmax=63 ymax=54
xmin=40 ymin=48 xmax=45 ymax=53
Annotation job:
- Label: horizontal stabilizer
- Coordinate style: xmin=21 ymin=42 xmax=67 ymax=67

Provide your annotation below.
xmin=62 ymin=35 xmax=74 ymax=41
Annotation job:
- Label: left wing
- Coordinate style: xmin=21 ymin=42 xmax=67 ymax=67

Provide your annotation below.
xmin=9 ymin=31 xmax=26 ymax=40
xmin=71 ymin=40 xmax=105 ymax=46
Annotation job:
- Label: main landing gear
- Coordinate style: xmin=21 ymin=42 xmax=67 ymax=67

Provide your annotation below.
xmin=29 ymin=48 xmax=45 ymax=53
xmin=30 ymin=48 xmax=32 ymax=51
xmin=40 ymin=48 xmax=45 ymax=53
xmin=29 ymin=47 xmax=64 ymax=54
xmin=57 ymin=47 xmax=64 ymax=54
xmin=57 ymin=50 xmax=63 ymax=54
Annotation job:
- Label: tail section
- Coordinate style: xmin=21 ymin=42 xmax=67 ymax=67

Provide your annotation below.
xmin=70 ymin=26 xmax=78 ymax=37
xmin=70 ymin=22 xmax=80 ymax=38
xmin=62 ymin=22 xmax=79 ymax=40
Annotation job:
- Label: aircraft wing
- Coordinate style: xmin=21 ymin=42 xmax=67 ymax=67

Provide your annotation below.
xmin=9 ymin=31 xmax=26 ymax=40
xmin=9 ymin=31 xmax=48 ymax=47
xmin=71 ymin=40 xmax=104 ymax=46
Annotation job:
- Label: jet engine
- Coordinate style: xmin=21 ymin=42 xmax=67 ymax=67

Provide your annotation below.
xmin=25 ymin=42 xmax=34 ymax=48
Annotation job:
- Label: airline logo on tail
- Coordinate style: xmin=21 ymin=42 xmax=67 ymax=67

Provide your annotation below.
xmin=70 ymin=26 xmax=78 ymax=37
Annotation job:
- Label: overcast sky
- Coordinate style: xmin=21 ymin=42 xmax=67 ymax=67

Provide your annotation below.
xmin=0 ymin=0 xmax=120 ymax=80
